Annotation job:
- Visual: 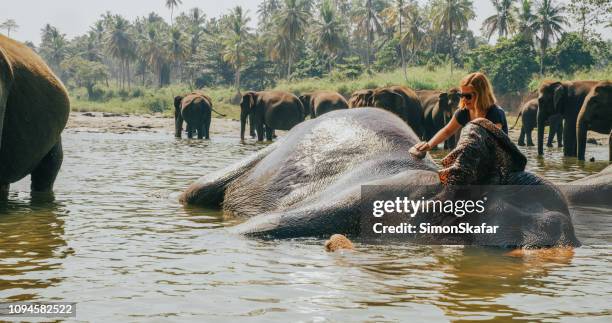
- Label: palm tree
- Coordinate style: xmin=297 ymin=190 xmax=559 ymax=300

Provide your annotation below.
xmin=165 ymin=0 xmax=183 ymax=26
xmin=532 ymin=0 xmax=567 ymax=74
xmin=514 ymin=0 xmax=537 ymax=44
xmin=0 ymin=19 xmax=19 ymax=37
xmin=313 ymin=0 xmax=344 ymax=71
xmin=141 ymin=25 xmax=170 ymax=87
xmin=222 ymin=6 xmax=252 ymax=92
xmin=431 ymin=0 xmax=475 ymax=74
xmin=39 ymin=24 xmax=67 ymax=74
xmin=169 ymin=28 xmax=189 ymax=82
xmin=354 ymin=0 xmax=384 ymax=72
xmin=402 ymin=3 xmax=427 ymax=65
xmin=105 ymin=16 xmax=136 ymax=89
xmin=481 ymin=0 xmax=516 ymax=41
xmin=273 ymin=0 xmax=311 ymax=78
xmin=184 ymin=8 xmax=207 ymax=56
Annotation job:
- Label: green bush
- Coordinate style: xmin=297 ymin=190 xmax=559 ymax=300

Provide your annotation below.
xmin=550 ymin=32 xmax=596 ymax=74
xmin=144 ymin=96 xmax=170 ymax=113
xmin=466 ymin=36 xmax=539 ymax=93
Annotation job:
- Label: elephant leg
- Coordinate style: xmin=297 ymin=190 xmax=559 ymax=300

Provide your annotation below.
xmin=527 ymin=127 xmax=535 ymax=146
xmin=557 ymin=122 xmax=563 ymax=147
xmin=518 ymin=127 xmax=526 ymax=146
xmin=175 ymin=115 xmax=183 ymax=138
xmin=563 ymin=117 xmax=577 ymax=157
xmin=205 ymin=115 xmax=211 ymax=140
xmin=256 ymin=122 xmax=264 ymax=142
xmin=197 ymin=123 xmax=204 ymax=139
xmin=546 ymin=125 xmax=554 ymax=147
xmin=31 ymin=139 xmax=63 ymax=194
xmin=187 ymin=124 xmax=194 ymax=139
xmin=265 ymin=125 xmax=273 ymax=141
xmin=249 ymin=114 xmax=256 ymax=138
xmin=607 ymin=131 xmax=612 ymax=161
xmin=0 ymin=183 xmax=8 ymax=200
xmin=180 ymin=142 xmax=277 ymax=206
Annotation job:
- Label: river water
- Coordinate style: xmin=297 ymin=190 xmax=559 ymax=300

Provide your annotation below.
xmin=1 ymin=126 xmax=610 ymax=322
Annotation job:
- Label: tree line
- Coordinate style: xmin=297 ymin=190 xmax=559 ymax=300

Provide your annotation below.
xmin=2 ymin=0 xmax=610 ymax=100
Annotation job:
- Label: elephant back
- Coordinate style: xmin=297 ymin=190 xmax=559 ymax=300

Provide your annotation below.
xmin=0 ymin=35 xmax=69 ymax=183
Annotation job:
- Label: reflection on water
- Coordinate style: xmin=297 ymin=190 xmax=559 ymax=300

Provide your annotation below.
xmin=0 ymin=128 xmax=610 ymax=321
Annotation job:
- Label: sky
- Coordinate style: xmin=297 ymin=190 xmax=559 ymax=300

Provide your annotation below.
xmin=1 ymin=0 xmax=610 ymax=45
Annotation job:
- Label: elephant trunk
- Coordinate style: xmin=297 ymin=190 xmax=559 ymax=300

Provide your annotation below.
xmin=576 ymin=115 xmax=588 ymax=161
xmin=511 ymin=110 xmax=522 ymax=130
xmin=537 ymin=109 xmax=546 ymax=156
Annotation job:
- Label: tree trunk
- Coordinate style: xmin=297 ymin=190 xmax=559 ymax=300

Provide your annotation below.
xmin=399 ymin=7 xmax=407 ymax=81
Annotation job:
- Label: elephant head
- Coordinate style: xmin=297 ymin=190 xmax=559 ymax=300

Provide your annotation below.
xmin=447 ymin=88 xmax=461 ymax=113
xmin=298 ymin=93 xmax=314 ymax=119
xmin=537 ymin=81 xmax=566 ymax=155
xmin=577 ymin=81 xmax=612 ymax=160
xmin=348 ymin=89 xmax=373 ymax=108
xmin=371 ymin=88 xmax=405 ymax=119
xmin=240 ymin=91 xmax=257 ymax=141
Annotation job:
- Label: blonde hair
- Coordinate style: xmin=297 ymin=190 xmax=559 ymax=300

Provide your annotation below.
xmin=459 ymin=72 xmax=497 ymax=114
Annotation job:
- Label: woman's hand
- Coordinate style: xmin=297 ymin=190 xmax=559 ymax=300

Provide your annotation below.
xmin=414 ymin=141 xmax=431 ymax=152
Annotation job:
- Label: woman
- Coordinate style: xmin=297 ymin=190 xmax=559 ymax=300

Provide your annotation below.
xmin=414 ymin=72 xmax=508 ymax=153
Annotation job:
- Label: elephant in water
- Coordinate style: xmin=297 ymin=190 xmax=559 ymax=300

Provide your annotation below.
xmin=181 ymin=108 xmax=579 ymax=248
xmin=576 ymin=81 xmax=612 ymax=161
xmin=1 ymin=35 xmax=69 ymax=199
xmin=561 ymin=164 xmax=612 ymax=206
xmin=511 ymin=98 xmax=563 ymax=147
xmin=537 ymin=80 xmax=599 ymax=156
xmin=174 ymin=92 xmax=217 ymax=139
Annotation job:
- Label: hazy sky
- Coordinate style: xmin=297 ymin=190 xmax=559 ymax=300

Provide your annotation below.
xmin=1 ymin=0 xmax=610 ymax=45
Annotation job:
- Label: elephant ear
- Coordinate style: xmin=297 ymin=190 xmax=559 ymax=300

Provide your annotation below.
xmin=241 ymin=92 xmax=256 ymax=110
xmin=553 ymin=83 xmax=567 ymax=114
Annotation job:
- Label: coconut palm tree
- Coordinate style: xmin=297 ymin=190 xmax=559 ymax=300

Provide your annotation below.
xmin=39 ymin=24 xmax=67 ymax=74
xmin=481 ymin=0 xmax=517 ymax=41
xmin=353 ymin=0 xmax=384 ymax=72
xmin=0 ymin=19 xmax=19 ymax=37
xmin=514 ymin=0 xmax=537 ymax=44
xmin=169 ymin=28 xmax=189 ymax=82
xmin=222 ymin=6 xmax=252 ymax=91
xmin=313 ymin=0 xmax=344 ymax=71
xmin=105 ymin=16 xmax=136 ymax=89
xmin=273 ymin=0 xmax=311 ymax=78
xmin=141 ymin=25 xmax=170 ymax=87
xmin=165 ymin=0 xmax=183 ymax=26
xmin=402 ymin=3 xmax=427 ymax=65
xmin=532 ymin=0 xmax=567 ymax=74
xmin=431 ymin=0 xmax=475 ymax=74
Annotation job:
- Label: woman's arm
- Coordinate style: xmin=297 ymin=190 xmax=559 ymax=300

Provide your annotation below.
xmin=415 ymin=117 xmax=462 ymax=152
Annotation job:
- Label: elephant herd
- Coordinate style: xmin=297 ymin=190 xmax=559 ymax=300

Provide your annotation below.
xmin=174 ymin=85 xmax=463 ymax=153
xmin=515 ymin=80 xmax=611 ymax=161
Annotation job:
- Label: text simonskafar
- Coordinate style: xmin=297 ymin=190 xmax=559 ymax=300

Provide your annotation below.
xmin=370 ymin=196 xmax=499 ymax=234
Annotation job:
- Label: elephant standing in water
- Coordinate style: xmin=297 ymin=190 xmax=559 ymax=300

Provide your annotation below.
xmin=299 ymin=91 xmax=348 ymax=118
xmin=0 ymin=35 xmax=69 ymax=199
xmin=418 ymin=88 xmax=461 ymax=149
xmin=174 ymin=93 xmax=216 ymax=139
xmin=537 ymin=80 xmax=599 ymax=156
xmin=511 ymin=98 xmax=563 ymax=147
xmin=576 ymin=81 xmax=612 ymax=161
xmin=181 ymin=108 xmax=579 ymax=248
xmin=240 ymin=91 xmax=305 ymax=141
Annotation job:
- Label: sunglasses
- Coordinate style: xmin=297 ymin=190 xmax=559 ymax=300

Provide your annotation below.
xmin=460 ymin=92 xmax=475 ymax=100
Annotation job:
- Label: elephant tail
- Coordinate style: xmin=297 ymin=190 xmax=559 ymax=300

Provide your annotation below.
xmin=211 ymin=107 xmax=226 ymax=117
xmin=510 ymin=110 xmax=522 ymax=130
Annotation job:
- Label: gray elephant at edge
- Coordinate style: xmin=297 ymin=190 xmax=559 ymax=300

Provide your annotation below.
xmin=240 ymin=90 xmax=305 ymax=141
xmin=180 ymin=108 xmax=579 ymax=248
xmin=576 ymin=81 xmax=612 ymax=161
xmin=537 ymin=80 xmax=599 ymax=156
xmin=1 ymin=35 xmax=69 ymax=199
xmin=511 ymin=98 xmax=563 ymax=147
